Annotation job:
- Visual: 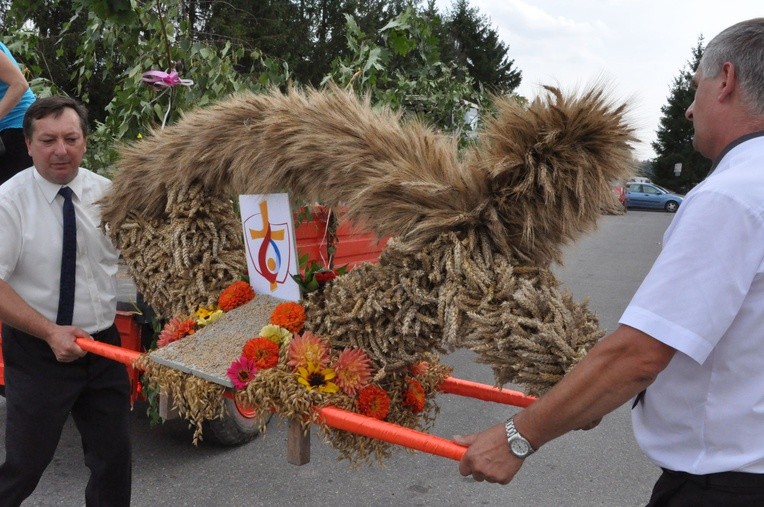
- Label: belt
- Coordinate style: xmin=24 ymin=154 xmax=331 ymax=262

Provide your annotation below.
xmin=662 ymin=467 xmax=764 ymax=489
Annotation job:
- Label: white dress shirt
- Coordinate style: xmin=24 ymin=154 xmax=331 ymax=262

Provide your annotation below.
xmin=0 ymin=167 xmax=119 ymax=334
xmin=621 ymin=135 xmax=764 ymax=474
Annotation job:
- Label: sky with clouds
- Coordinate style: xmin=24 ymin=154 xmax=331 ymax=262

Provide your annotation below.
xmin=435 ymin=0 xmax=762 ymax=160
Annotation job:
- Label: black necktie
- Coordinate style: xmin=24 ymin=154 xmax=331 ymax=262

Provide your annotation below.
xmin=56 ymin=186 xmax=76 ymax=325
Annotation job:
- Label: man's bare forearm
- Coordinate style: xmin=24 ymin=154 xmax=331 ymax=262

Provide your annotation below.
xmin=514 ymin=325 xmax=675 ymax=450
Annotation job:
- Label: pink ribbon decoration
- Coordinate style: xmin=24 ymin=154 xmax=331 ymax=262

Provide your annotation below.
xmin=141 ymin=70 xmax=194 ymax=89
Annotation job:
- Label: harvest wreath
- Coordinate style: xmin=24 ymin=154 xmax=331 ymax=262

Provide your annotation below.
xmin=104 ymin=84 xmax=635 ymax=463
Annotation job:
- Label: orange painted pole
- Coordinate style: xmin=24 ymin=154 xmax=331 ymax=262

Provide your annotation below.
xmin=440 ymin=376 xmax=536 ymax=407
xmin=316 ymin=405 xmax=467 ymax=461
xmin=75 ymin=337 xmax=141 ymax=366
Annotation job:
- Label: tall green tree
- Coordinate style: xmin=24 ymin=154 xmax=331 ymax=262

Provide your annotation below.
xmin=194 ymin=0 xmax=408 ymax=86
xmin=198 ymin=0 xmax=308 ymax=76
xmin=439 ymin=0 xmax=521 ymax=94
xmin=290 ymin=0 xmax=410 ymax=85
xmin=326 ymin=6 xmax=486 ymax=142
xmin=651 ymin=37 xmax=711 ymax=192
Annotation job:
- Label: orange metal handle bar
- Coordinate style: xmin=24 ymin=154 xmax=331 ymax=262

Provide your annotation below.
xmin=316 ymin=405 xmax=467 ymax=461
xmin=316 ymin=380 xmax=535 ymax=462
xmin=75 ymin=337 xmax=141 ymax=365
xmin=440 ymin=377 xmax=536 ymax=407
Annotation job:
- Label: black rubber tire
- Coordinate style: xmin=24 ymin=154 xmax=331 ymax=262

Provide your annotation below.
xmin=665 ymin=200 xmax=679 ymax=213
xmin=204 ymin=397 xmax=271 ymax=446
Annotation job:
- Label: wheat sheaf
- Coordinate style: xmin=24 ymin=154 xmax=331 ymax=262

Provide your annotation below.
xmin=101 ymin=85 xmax=635 ymax=395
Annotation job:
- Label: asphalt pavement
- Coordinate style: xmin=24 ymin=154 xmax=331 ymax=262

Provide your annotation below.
xmin=1 ymin=210 xmax=676 ymax=507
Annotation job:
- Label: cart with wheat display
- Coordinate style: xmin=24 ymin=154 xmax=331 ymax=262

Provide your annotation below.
xmin=85 ymin=84 xmax=635 ymax=464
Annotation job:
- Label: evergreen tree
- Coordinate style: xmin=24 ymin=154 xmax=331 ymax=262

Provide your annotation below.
xmin=651 ymin=37 xmax=711 ymax=193
xmin=440 ymin=0 xmax=521 ymax=94
xmin=198 ymin=0 xmax=308 ymax=77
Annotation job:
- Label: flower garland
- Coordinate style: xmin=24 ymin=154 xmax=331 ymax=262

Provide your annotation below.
xmin=146 ymin=276 xmax=452 ymax=462
xmin=225 ymin=299 xmax=452 ymax=463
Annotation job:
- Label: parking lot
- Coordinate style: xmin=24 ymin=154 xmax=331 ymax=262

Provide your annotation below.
xmin=1 ymin=210 xmax=676 ymax=507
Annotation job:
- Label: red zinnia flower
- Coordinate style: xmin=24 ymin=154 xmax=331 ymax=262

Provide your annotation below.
xmin=314 ymin=270 xmax=337 ymax=285
xmin=270 ymin=302 xmax=306 ymax=333
xmin=218 ymin=280 xmax=255 ymax=312
xmin=242 ymin=337 xmax=280 ymax=369
xmin=402 ymin=378 xmax=426 ymax=413
xmin=357 ymin=385 xmax=391 ymax=420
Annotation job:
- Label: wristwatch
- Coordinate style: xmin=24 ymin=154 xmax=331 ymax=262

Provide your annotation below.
xmin=505 ymin=417 xmax=535 ymax=459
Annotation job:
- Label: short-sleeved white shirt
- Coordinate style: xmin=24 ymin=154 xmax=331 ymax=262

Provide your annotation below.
xmin=0 ymin=167 xmax=119 ymax=334
xmin=620 ymin=134 xmax=764 ymax=474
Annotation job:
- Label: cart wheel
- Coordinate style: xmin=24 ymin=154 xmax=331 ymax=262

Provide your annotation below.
xmin=205 ymin=396 xmax=271 ymax=446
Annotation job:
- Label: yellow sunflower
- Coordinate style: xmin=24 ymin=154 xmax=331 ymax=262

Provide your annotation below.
xmin=296 ymin=363 xmax=340 ymax=394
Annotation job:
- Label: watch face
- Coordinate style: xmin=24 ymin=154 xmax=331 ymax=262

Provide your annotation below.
xmin=510 ymin=438 xmax=531 ymax=456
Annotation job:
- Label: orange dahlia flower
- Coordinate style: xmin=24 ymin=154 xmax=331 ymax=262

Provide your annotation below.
xmin=157 ymin=317 xmax=196 ymax=348
xmin=287 ymin=332 xmax=330 ymax=370
xmin=333 ymin=348 xmax=373 ymax=395
xmin=218 ymin=280 xmax=255 ymax=312
xmin=408 ymin=361 xmax=430 ymax=377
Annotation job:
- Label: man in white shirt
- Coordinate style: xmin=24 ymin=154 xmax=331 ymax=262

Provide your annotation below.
xmin=0 ymin=96 xmax=131 ymax=507
xmin=456 ymin=18 xmax=764 ymax=506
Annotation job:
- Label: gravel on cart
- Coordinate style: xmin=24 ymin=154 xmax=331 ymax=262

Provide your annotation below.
xmin=149 ymin=295 xmax=284 ymax=387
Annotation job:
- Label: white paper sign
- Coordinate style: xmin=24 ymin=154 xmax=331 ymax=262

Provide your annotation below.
xmin=239 ymin=193 xmax=301 ymax=301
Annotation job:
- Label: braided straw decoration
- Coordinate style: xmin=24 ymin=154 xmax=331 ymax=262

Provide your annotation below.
xmin=306 ymin=230 xmax=603 ymax=396
xmin=107 ymin=184 xmax=247 ymax=318
xmin=136 ymin=355 xmax=226 ymax=444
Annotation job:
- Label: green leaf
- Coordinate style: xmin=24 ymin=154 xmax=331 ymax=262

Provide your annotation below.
xmin=344 ymin=14 xmax=362 ymax=37
xmin=362 ymin=47 xmax=381 ymax=73
xmin=379 ymin=18 xmax=403 ymax=32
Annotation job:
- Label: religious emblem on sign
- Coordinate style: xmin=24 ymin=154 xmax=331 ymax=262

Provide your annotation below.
xmin=239 ymin=194 xmax=301 ymax=301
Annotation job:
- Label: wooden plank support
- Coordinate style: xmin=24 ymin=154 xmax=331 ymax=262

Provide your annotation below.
xmin=287 ymin=417 xmax=311 ymax=465
xmin=158 ymin=389 xmax=180 ymax=421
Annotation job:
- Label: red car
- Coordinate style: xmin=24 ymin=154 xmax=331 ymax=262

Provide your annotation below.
xmin=611 ymin=184 xmax=628 ymax=208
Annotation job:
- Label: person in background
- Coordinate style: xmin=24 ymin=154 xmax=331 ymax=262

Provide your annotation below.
xmin=0 ymin=40 xmax=35 ymax=185
xmin=455 ymin=17 xmax=764 ymax=506
xmin=0 ymin=96 xmax=131 ymax=507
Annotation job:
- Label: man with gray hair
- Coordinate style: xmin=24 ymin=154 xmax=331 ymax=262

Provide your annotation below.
xmin=456 ymin=18 xmax=764 ymax=506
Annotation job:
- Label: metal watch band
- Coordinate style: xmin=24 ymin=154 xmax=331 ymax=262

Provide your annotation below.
xmin=505 ymin=416 xmax=535 ymax=458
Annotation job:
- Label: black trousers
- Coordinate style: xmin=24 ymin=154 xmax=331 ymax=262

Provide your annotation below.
xmin=646 ymin=467 xmax=764 ymax=507
xmin=0 ymin=324 xmax=132 ymax=507
xmin=0 ymin=128 xmax=33 ymax=186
